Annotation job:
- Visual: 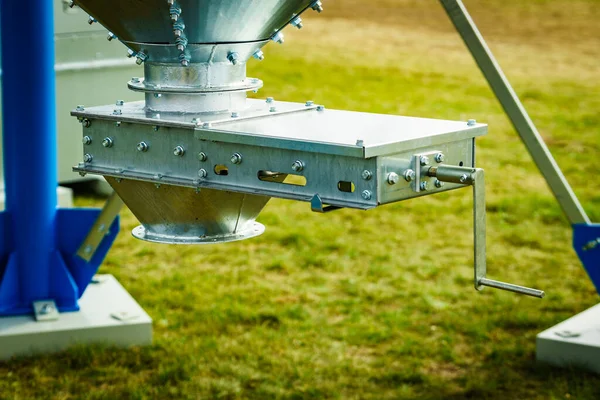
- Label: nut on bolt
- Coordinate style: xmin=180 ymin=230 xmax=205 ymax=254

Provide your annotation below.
xmin=434 ymin=179 xmax=444 ymax=188
xmin=173 ymin=146 xmax=185 ymax=156
xmin=231 ymin=153 xmax=243 ymax=165
xmin=420 ymin=181 xmax=429 ymax=191
xmin=102 ymin=137 xmax=114 ymax=148
xmin=361 ymin=170 xmax=372 ymax=181
xmin=137 ymin=142 xmax=149 ymax=152
xmin=434 ymin=153 xmax=445 ymax=163
xmin=227 ymin=52 xmax=240 ymax=65
xmin=198 ymin=152 xmax=207 ymax=162
xmin=198 ymin=169 xmax=208 ymax=179
xmin=420 ymin=155 xmax=430 ymax=166
xmin=252 ymin=49 xmax=265 ymax=61
xmin=291 ymin=160 xmax=305 ymax=172
xmin=83 ymin=153 xmax=93 ymax=163
xmin=311 ymin=0 xmax=324 ymax=12
xmin=386 ymin=172 xmax=400 ymax=185
xmin=403 ymin=169 xmax=416 ymax=182
xmin=82 ymin=136 xmax=92 ymax=145
xmin=361 ymin=190 xmax=372 ymax=200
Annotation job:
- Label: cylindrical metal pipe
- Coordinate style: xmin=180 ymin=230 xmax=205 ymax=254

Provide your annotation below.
xmin=1 ymin=0 xmax=58 ymax=301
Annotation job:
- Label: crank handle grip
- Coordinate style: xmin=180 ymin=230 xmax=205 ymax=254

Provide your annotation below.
xmin=478 ymin=278 xmax=545 ymax=298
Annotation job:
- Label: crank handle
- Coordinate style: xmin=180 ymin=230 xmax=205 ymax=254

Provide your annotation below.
xmin=428 ymin=165 xmax=545 ymax=299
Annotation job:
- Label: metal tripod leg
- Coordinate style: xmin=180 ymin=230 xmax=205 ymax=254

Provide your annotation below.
xmin=439 ymin=0 xmax=590 ymax=226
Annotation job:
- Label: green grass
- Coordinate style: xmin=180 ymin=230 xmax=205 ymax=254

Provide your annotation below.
xmin=2 ymin=1 xmax=600 ymax=399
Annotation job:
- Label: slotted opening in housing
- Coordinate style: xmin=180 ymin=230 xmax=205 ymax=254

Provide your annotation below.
xmin=337 ymin=181 xmax=356 ymax=193
xmin=258 ymin=171 xmax=307 ymax=187
xmin=214 ymin=165 xmax=229 ymax=176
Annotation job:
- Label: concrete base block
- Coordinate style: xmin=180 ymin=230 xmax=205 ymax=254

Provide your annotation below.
xmin=0 ymin=275 xmax=152 ymax=360
xmin=537 ymin=303 xmax=600 ymax=374
xmin=0 ymin=185 xmax=74 ymax=210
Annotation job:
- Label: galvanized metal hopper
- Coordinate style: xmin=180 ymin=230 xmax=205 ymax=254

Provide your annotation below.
xmin=73 ymin=0 xmax=323 ymax=244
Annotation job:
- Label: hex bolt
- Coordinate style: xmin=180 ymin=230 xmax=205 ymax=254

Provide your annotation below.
xmin=252 ymin=49 xmax=265 ymax=61
xmin=197 ymin=152 xmax=207 ymax=162
xmin=173 ymin=22 xmax=185 ymax=37
xmin=126 ymin=49 xmax=136 ymax=58
xmin=270 ymin=106 xmax=277 ymax=113
xmin=88 ymin=16 xmax=96 ymax=24
xmin=83 ymin=153 xmax=93 ymax=163
xmin=231 ymin=153 xmax=243 ymax=165
xmin=113 ymin=109 xmax=122 ymax=116
xmin=271 ymin=31 xmax=285 ymax=44
xmin=420 ymin=181 xmax=429 ymax=191
xmin=107 ymin=32 xmax=117 ymax=41
xmin=153 ymin=125 xmax=160 ymax=132
xmin=39 ymin=303 xmax=55 ymax=315
xmin=137 ymin=142 xmax=149 ymax=152
xmin=291 ymin=16 xmax=303 ymax=29
xmin=305 ymin=100 xmax=314 ymax=107
xmin=173 ymin=146 xmax=185 ymax=156
xmin=435 ymin=179 xmax=445 ymax=188
xmin=198 ymin=169 xmax=208 ymax=179
xmin=169 ymin=6 xmax=181 ymax=21
xmin=75 ymin=105 xmax=85 ymax=111
xmin=102 ymin=137 xmax=114 ymax=148
xmin=434 ymin=153 xmax=445 ymax=163
xmin=292 ymin=160 xmax=305 ymax=172
xmin=403 ymin=169 xmax=416 ymax=182
xmin=467 ymin=119 xmax=477 ymax=126
xmin=387 ymin=172 xmax=400 ymax=185
xmin=175 ymin=37 xmax=188 ymax=52
xmin=154 ymin=173 xmax=163 ymax=180
xmin=459 ymin=174 xmax=469 ymax=183
xmin=69 ymin=1 xmax=75 ymax=8
xmin=361 ymin=190 xmax=372 ymax=200
xmin=317 ymin=105 xmax=326 ymax=112
xmin=179 ymin=53 xmax=190 ymax=67
xmin=361 ymin=170 xmax=372 ymax=181
xmin=231 ymin=111 xmax=239 ymax=118
xmin=116 ymin=100 xmax=124 ymax=106
xmin=82 ymin=119 xmax=92 ymax=128
xmin=115 ymin=121 xmax=121 ymax=127
xmin=311 ymin=0 xmax=324 ymax=12
xmin=154 ymin=93 xmax=162 ymax=98
xmin=227 ymin=52 xmax=240 ymax=65
xmin=135 ymin=52 xmax=148 ymax=65
xmin=266 ymin=97 xmax=274 ymax=104
xmin=420 ymin=155 xmax=430 ymax=166
xmin=131 ymin=77 xmax=140 ymax=83
xmin=82 ymin=136 xmax=92 ymax=145
xmin=167 ymin=0 xmax=174 ymax=5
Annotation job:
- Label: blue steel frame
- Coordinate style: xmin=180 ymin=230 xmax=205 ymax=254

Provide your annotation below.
xmin=0 ymin=0 xmax=118 ymax=315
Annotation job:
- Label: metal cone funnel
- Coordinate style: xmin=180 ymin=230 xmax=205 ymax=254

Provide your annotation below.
xmin=105 ymin=178 xmax=270 ymax=244
xmin=76 ymin=0 xmax=315 ymax=45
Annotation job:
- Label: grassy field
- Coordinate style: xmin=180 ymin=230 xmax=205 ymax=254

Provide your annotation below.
xmin=2 ymin=0 xmax=599 ymax=398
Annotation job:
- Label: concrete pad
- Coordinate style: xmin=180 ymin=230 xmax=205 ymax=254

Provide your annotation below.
xmin=537 ymin=303 xmax=600 ymax=374
xmin=0 ymin=275 xmax=152 ymax=360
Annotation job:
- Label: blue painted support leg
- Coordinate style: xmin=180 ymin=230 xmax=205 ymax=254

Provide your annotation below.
xmin=573 ymin=224 xmax=600 ymax=294
xmin=0 ymin=1 xmax=119 ymax=315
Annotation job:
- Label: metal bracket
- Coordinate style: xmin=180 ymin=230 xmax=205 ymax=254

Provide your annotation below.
xmin=429 ymin=165 xmax=545 ymax=298
xmin=76 ymin=191 xmax=124 ymax=262
xmin=33 ymin=300 xmax=59 ymax=321
xmin=311 ymin=194 xmax=342 ymax=213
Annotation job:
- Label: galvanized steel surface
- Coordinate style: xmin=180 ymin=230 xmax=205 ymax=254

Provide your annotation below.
xmin=74 ymin=0 xmax=315 ymax=45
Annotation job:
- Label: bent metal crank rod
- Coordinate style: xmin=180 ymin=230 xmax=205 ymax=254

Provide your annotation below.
xmin=428 ymin=165 xmax=545 ymax=299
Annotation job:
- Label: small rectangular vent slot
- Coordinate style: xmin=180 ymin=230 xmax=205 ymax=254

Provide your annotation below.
xmin=214 ymin=165 xmax=229 ymax=176
xmin=258 ymin=171 xmax=307 ymax=187
xmin=337 ymin=181 xmax=355 ymax=193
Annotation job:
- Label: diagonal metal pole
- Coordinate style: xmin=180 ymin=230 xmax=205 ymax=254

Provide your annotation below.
xmin=439 ymin=0 xmax=591 ymax=225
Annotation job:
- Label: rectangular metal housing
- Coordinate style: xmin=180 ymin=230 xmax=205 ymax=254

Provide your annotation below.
xmin=73 ymin=99 xmax=486 ymax=209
